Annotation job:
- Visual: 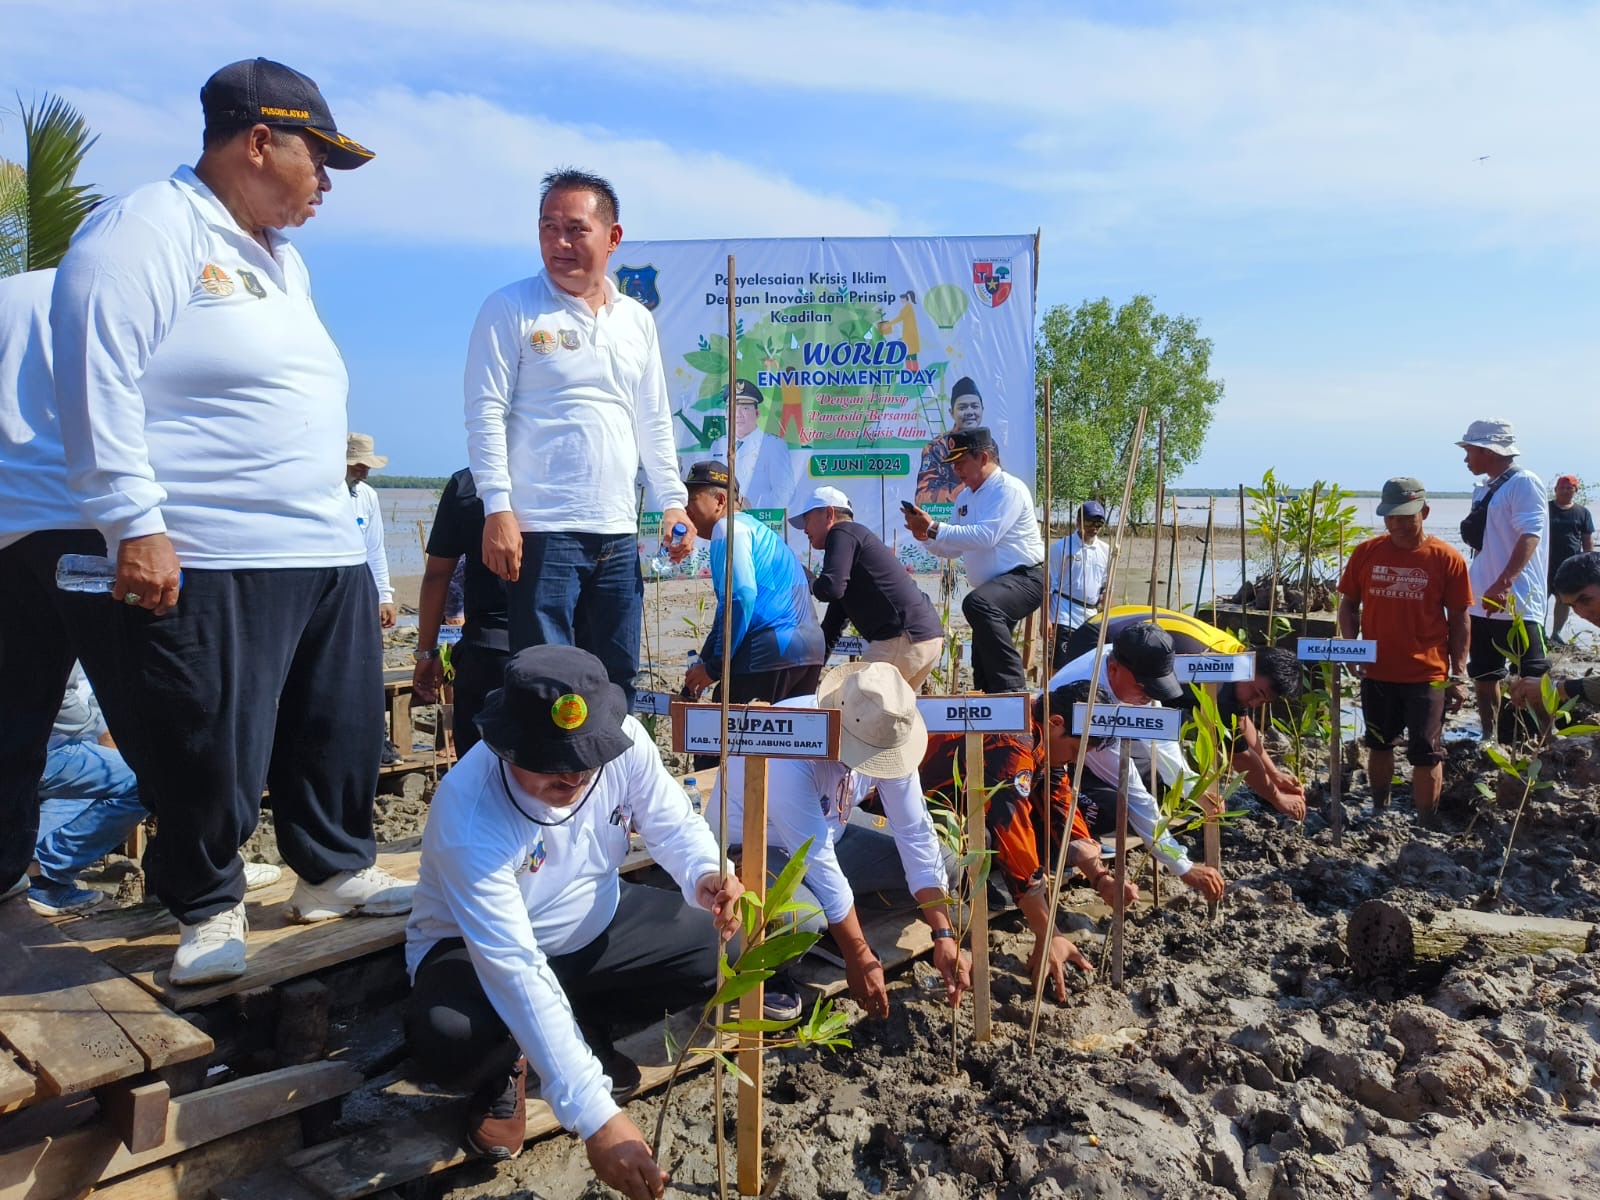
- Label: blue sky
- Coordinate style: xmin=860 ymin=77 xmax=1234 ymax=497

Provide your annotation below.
xmin=4 ymin=0 xmax=1596 ymax=493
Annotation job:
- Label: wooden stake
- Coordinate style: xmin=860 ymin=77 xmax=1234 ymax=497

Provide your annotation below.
xmin=1203 ymin=681 xmax=1223 ymax=922
xmin=737 ymin=756 xmax=768 ymax=1197
xmin=1167 ymin=495 xmax=1180 ymax=611
xmin=1198 ymin=497 xmax=1215 ymax=624
xmin=1299 ymin=483 xmax=1320 ymax=637
xmin=1265 ymin=499 xmax=1285 ymax=645
xmin=1237 ymin=484 xmax=1248 ymax=607
xmin=1111 ymin=740 xmax=1133 ymax=989
xmin=1328 ymin=664 xmax=1344 ymax=845
xmin=1148 ymin=421 xmax=1165 ymax=612
xmin=1027 ymin=407 xmax=1147 ymax=1047
xmin=964 ymin=730 xmax=991 ymax=1042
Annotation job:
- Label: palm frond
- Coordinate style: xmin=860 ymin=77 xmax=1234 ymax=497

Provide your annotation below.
xmin=0 ymin=158 xmax=26 ymax=277
xmin=19 ymin=92 xmax=102 ymax=272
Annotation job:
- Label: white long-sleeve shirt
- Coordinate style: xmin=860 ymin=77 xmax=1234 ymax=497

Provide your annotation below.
xmin=924 ymin=468 xmax=1044 ymax=586
xmin=704 ymin=696 xmax=949 ymax=924
xmin=0 ymin=269 xmax=92 ymax=552
xmin=405 ymin=721 xmax=722 ymax=1140
xmin=1467 ymin=467 xmax=1549 ymax=623
xmin=463 ymin=272 xmax=687 ymax=534
xmin=1048 ymin=532 xmax=1110 ymax=627
xmin=51 ymin=167 xmax=363 ymax=568
xmin=349 ymin=480 xmax=393 ymax=603
xmin=1046 ymin=651 xmax=1195 ymax=876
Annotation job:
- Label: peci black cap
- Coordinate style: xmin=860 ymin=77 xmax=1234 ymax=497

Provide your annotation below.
xmin=951 ymin=376 xmax=981 ymax=402
xmin=475 ymin=646 xmax=633 ymax=774
xmin=724 ymin=378 xmax=764 ymax=406
xmin=685 ymin=460 xmax=731 ymax=489
xmin=201 ymin=58 xmax=374 ymax=170
xmin=942 ymin=426 xmax=998 ymax=463
xmin=1111 ymin=622 xmax=1183 ymax=703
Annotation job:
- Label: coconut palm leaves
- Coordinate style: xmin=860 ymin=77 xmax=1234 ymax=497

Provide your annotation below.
xmin=0 ymin=92 xmax=102 ymax=276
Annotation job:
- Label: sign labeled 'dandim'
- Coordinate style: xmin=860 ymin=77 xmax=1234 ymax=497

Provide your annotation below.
xmin=916 ymin=693 xmax=1030 ymax=733
xmin=1071 ymin=702 xmax=1182 ymax=741
xmin=1173 ymin=653 xmax=1255 ymax=683
xmin=671 ymin=703 xmax=840 ymax=759
xmin=1296 ymin=637 xmax=1377 ymax=664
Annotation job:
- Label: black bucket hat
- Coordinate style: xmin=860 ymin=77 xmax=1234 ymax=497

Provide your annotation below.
xmin=475 ymin=646 xmax=632 ymax=774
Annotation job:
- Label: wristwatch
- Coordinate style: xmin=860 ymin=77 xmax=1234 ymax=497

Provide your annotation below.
xmin=928 ymin=521 xmax=941 ymax=538
xmin=413 ymin=647 xmax=440 ymax=662
xmin=930 ymin=928 xmax=957 ymax=942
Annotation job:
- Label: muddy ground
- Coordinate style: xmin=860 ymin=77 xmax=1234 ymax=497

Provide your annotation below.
xmin=411 ymin=637 xmax=1600 ymax=1200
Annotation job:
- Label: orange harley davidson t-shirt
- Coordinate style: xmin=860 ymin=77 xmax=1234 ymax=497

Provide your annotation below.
xmin=1338 ymin=534 xmax=1473 ymax=682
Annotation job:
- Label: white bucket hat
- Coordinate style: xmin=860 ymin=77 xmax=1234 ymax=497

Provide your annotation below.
xmin=1455 ymin=419 xmax=1520 ymax=457
xmin=788 ymin=485 xmax=853 ymax=530
xmin=815 ymin=662 xmax=927 ymax=779
xmin=346 ymin=432 xmax=389 ymax=468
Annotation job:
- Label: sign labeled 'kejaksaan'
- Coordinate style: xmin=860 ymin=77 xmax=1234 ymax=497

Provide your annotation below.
xmin=916 ymin=693 xmax=1029 ymax=733
xmin=671 ymin=702 xmax=840 ymax=759
xmin=1173 ymin=653 xmax=1255 ymax=683
xmin=1295 ymin=638 xmax=1378 ymax=664
xmin=830 ymin=635 xmax=867 ymax=658
xmin=1071 ymin=703 xmax=1182 ymax=741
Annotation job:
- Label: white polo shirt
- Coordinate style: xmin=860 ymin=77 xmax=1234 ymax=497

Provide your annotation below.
xmin=463 ymin=271 xmax=687 ymax=535
xmin=0 ymin=269 xmax=91 ymax=552
xmin=52 ymin=167 xmax=363 ymax=569
xmin=1467 ymin=467 xmax=1549 ymax=624
xmin=924 ymin=467 xmax=1045 ymax=586
xmin=1049 ymin=531 xmax=1111 ymax=627
xmin=406 ymin=720 xmax=723 ymax=1140
xmin=349 ymin=480 xmax=393 ymax=603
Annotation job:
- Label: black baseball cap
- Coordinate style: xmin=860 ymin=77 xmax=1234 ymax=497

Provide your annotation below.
xmin=685 ymin=460 xmax=731 ymax=489
xmin=1111 ymin=622 xmax=1183 ymax=703
xmin=200 ymin=58 xmax=374 ymax=170
xmin=724 ymin=379 xmax=764 ymax=406
xmin=942 ymin=426 xmax=998 ymax=463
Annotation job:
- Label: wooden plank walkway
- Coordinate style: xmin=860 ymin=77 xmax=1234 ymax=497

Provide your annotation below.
xmin=59 ymin=843 xmax=422 ymax=1011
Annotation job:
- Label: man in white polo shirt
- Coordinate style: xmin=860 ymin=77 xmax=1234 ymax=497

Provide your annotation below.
xmin=52 ymin=58 xmax=412 ymax=984
xmin=465 ymin=169 xmax=690 ymax=709
xmin=346 ymin=433 xmax=397 ymax=630
xmin=903 ymin=427 xmax=1045 ymax=692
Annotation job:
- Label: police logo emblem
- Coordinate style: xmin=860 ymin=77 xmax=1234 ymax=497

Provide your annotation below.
xmin=531 ymin=329 xmax=557 ymax=355
xmin=199 ymin=264 xmax=234 ymax=297
xmin=559 ymin=329 xmax=580 ymax=351
xmin=958 ymin=505 xmax=969 ymax=517
xmin=614 ymin=264 xmax=660 ymax=310
xmin=237 ymin=269 xmax=267 ymax=299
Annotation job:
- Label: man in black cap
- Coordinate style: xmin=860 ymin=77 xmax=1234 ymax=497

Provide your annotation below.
xmin=52 ymin=58 xmax=409 ymax=986
xmin=709 ymin=378 xmax=797 ymax=512
xmin=903 ymin=427 xmax=1045 ymax=692
xmin=405 ymin=645 xmax=742 ymax=1195
xmin=1047 ymin=623 xmax=1227 ymax=901
xmin=915 ymin=376 xmax=985 ymax=505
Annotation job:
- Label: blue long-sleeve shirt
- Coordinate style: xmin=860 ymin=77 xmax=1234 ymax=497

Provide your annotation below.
xmin=701 ymin=513 xmax=825 ymax=676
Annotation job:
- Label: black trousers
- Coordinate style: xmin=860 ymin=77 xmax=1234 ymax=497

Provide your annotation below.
xmin=450 ymin=640 xmax=509 ymax=757
xmin=0 ymin=528 xmax=132 ymax=889
xmin=405 ymin=882 xmax=720 ymax=1092
xmin=76 ymin=564 xmax=382 ymax=923
xmin=962 ymin=564 xmax=1045 ymax=693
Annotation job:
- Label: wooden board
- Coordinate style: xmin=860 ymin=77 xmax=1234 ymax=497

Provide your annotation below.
xmin=60 ymin=845 xmax=421 ymax=1011
xmin=0 ymin=1049 xmax=37 ymax=1113
xmin=0 ymin=1061 xmax=360 ymax=1200
xmin=90 ymin=1115 xmax=304 ymax=1200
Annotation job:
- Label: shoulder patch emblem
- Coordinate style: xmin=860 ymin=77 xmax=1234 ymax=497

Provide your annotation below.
xmin=524 ymin=838 xmax=547 ymax=874
xmin=531 ymin=328 xmax=557 ymax=355
xmin=199 ymin=263 xmax=234 ymax=296
xmin=559 ymin=328 xmax=580 ymax=351
xmin=237 ymin=269 xmax=267 ymax=299
xmin=1013 ymin=770 xmax=1032 ymax=798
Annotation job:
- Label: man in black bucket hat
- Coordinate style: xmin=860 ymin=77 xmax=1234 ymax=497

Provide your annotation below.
xmin=404 ymin=645 xmax=742 ymax=1196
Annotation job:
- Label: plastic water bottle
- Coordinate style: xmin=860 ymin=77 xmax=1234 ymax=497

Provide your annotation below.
xmin=56 ymin=554 xmax=118 ymax=594
xmin=650 ymin=523 xmax=689 ymax=575
xmin=682 ymin=776 xmax=701 ymax=814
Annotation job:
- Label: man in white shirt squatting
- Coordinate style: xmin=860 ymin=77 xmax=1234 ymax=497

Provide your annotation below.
xmin=345 ymin=432 xmax=397 ymax=630
xmin=465 ymin=169 xmax=691 ymax=709
xmin=707 ymin=662 xmax=969 ymax=1022
xmin=903 ymin=427 xmax=1046 ymax=693
xmin=51 ymin=59 xmax=412 ymax=985
xmin=405 ymin=645 xmax=742 ymax=1199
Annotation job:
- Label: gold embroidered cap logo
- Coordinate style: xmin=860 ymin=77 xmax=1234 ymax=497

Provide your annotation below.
xmin=551 ymin=693 xmax=588 ymax=731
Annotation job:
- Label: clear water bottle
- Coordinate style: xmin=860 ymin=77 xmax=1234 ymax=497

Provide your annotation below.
xmin=682 ymin=775 xmax=701 ymax=813
xmin=56 ymin=553 xmax=118 ymax=594
xmin=650 ymin=523 xmax=689 ymax=575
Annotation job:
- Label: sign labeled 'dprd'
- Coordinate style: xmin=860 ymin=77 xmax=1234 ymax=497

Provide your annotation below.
xmin=670 ymin=702 xmax=841 ymax=759
xmin=1071 ymin=702 xmax=1182 ymax=741
xmin=1173 ymin=653 xmax=1254 ymax=683
xmin=1296 ymin=637 xmax=1377 ymax=664
xmin=916 ymin=693 xmax=1029 ymax=733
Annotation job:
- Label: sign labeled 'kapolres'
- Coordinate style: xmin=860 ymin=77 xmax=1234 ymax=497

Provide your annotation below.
xmin=1071 ymin=702 xmax=1182 ymax=741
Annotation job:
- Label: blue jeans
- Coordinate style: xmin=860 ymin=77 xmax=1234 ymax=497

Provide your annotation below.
xmin=510 ymin=532 xmax=644 ymax=706
xmin=36 ymin=740 xmax=146 ymax=885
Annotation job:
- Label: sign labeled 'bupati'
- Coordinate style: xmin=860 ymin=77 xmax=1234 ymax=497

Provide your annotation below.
xmin=1071 ymin=703 xmax=1182 ymax=741
xmin=1296 ymin=638 xmax=1378 ymax=664
xmin=1173 ymin=653 xmax=1255 ymax=683
xmin=916 ymin=693 xmax=1030 ymax=733
xmin=670 ymin=702 xmax=841 ymax=759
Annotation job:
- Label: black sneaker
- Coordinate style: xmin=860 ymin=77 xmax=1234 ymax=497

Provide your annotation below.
xmin=380 ymin=739 xmax=401 ymax=766
xmin=763 ymin=971 xmax=805 ymax=1023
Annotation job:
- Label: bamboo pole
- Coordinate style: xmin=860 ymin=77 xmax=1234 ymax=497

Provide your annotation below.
xmin=1148 ymin=421 xmax=1165 ymax=614
xmin=715 ymin=255 xmax=738 ymax=1200
xmin=1298 ymin=483 xmax=1320 ymax=638
xmin=1028 ymin=408 xmax=1147 ymax=1048
xmin=1040 ymin=377 xmax=1054 ymax=873
xmin=1197 ymin=498 xmax=1215 ymax=624
xmin=1167 ymin=496 xmax=1181 ymax=611
xmin=1265 ymin=499 xmax=1285 ymax=646
xmin=1238 ymin=484 xmax=1248 ymax=606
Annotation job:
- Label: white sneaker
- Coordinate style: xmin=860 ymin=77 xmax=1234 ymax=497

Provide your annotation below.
xmin=285 ymin=865 xmax=414 ymax=924
xmin=242 ymin=861 xmax=282 ymax=891
xmin=170 ymin=902 xmax=248 ymax=985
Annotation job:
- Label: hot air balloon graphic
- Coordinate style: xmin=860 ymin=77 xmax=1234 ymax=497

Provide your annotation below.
xmin=924 ymin=283 xmax=968 ymax=330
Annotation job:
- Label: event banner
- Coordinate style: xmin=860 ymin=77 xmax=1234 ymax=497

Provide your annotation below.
xmin=620 ymin=235 xmax=1037 ymax=573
